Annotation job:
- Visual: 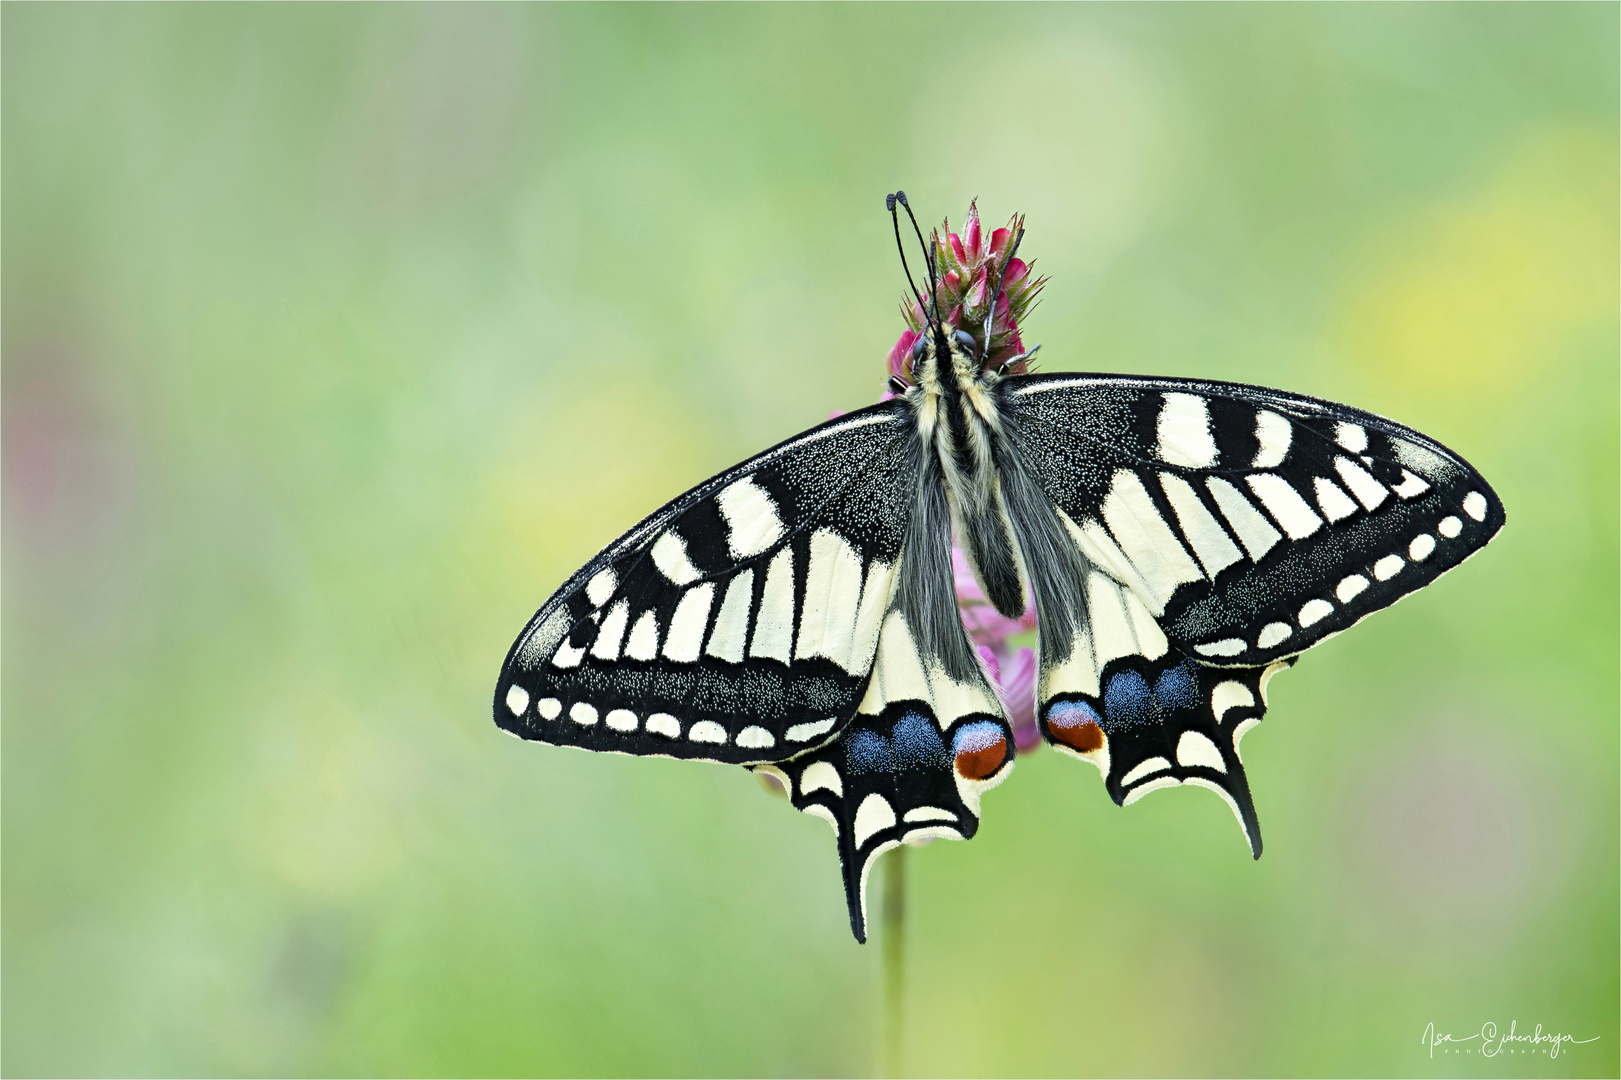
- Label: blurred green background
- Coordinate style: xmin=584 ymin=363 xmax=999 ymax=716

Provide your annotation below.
xmin=4 ymin=4 xmax=1617 ymax=1076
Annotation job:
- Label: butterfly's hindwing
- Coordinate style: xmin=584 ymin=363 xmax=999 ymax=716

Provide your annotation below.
xmin=761 ymin=692 xmax=1013 ymax=943
xmin=1043 ymin=651 xmax=1293 ymax=856
xmin=1020 ymin=562 xmax=1280 ymax=846
xmin=495 ymin=402 xmax=916 ymax=764
xmin=1005 ymin=374 xmax=1505 ymax=666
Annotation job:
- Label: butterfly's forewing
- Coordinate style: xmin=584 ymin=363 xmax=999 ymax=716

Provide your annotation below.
xmin=496 ymin=402 xmax=916 ymax=764
xmin=1007 ymin=374 xmax=1505 ymax=664
xmin=1001 ymin=374 xmax=1503 ymax=837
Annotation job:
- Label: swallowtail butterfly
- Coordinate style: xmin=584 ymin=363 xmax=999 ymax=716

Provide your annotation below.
xmin=495 ymin=195 xmax=1504 ymax=942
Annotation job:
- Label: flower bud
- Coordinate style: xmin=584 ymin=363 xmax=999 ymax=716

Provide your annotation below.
xmin=886 ymin=200 xmax=1046 ymax=386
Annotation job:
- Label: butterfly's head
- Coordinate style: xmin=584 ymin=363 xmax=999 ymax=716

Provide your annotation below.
xmin=890 ymin=323 xmax=990 ymax=404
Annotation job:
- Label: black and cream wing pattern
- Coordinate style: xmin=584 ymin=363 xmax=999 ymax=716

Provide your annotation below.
xmin=497 ymin=402 xmax=917 ymax=765
xmin=998 ymin=374 xmax=1502 ymax=855
xmin=496 ymin=345 xmax=1501 ymax=942
xmin=497 ymin=399 xmax=1017 ymax=940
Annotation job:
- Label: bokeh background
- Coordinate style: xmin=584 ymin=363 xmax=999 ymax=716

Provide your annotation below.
xmin=5 ymin=4 xmax=1617 ymax=1076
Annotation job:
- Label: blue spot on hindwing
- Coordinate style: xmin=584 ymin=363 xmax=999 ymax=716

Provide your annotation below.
xmin=891 ymin=711 xmax=949 ymax=771
xmin=845 ymin=728 xmax=893 ymax=775
xmin=1154 ymin=661 xmax=1199 ymax=712
xmin=1046 ymin=700 xmax=1102 ymax=727
xmin=952 ymin=721 xmax=1004 ymax=757
xmin=1103 ymin=670 xmax=1152 ymax=727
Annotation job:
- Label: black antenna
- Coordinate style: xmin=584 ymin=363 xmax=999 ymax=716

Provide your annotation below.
xmin=894 ymin=192 xmax=940 ymax=324
xmin=886 ymin=193 xmax=928 ymax=320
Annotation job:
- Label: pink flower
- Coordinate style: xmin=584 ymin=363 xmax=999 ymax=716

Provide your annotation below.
xmin=953 ymin=546 xmax=1036 ymax=645
xmin=952 ymin=546 xmax=1041 ymax=754
xmin=885 ymin=201 xmax=1047 ymax=389
xmin=999 ymin=647 xmax=1040 ymax=753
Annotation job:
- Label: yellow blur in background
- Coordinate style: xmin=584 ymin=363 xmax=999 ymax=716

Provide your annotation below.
xmin=4 ymin=5 xmax=1616 ymax=1076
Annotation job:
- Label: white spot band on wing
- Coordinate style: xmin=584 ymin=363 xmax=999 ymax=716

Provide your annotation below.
xmin=853 ymin=793 xmax=897 ymax=848
xmin=1176 ymin=730 xmax=1226 ymax=773
xmin=662 ymin=583 xmax=715 ymax=662
xmin=1210 ymin=681 xmax=1255 ymax=723
xmin=749 ymin=547 xmax=796 ymax=662
xmin=800 ymin=760 xmax=842 ymax=797
xmin=1156 ymin=392 xmax=1218 ymax=468
xmin=1257 ymin=622 xmax=1290 ymax=649
xmin=687 ymin=720 xmax=727 ymax=744
xmin=786 ymin=717 xmax=837 ymax=743
xmin=1334 ymin=456 xmax=1388 ymax=511
xmin=736 ymin=726 xmax=775 ymax=750
xmin=625 ymin=611 xmax=660 ymax=661
xmin=704 ymin=570 xmax=753 ymax=663
xmin=1253 ymin=410 xmax=1292 ymax=468
xmin=1373 ymin=554 xmax=1404 ymax=581
xmin=1101 ymin=470 xmax=1202 ymax=608
xmin=716 ymin=476 xmax=786 ymax=559
xmin=1158 ymin=472 xmax=1242 ymax=579
xmin=1246 ymin=474 xmax=1323 ymax=540
xmin=1336 ymin=574 xmax=1370 ymax=602
xmin=591 ymin=601 xmax=629 ymax=660
xmin=1123 ymin=775 xmax=1181 ymax=805
xmin=651 ymin=531 xmax=702 ymax=585
xmin=1206 ymin=477 xmax=1282 ymax=562
xmin=1120 ymin=756 xmax=1172 ymax=786
xmin=1298 ymin=598 xmax=1333 ymax=627
xmin=1390 ymin=469 xmax=1431 ymax=499
xmin=1314 ymin=477 xmax=1359 ymax=523
xmin=795 ymin=529 xmax=863 ymax=671
xmin=586 ymin=568 xmax=617 ymax=608
xmin=551 ymin=637 xmax=586 ymax=669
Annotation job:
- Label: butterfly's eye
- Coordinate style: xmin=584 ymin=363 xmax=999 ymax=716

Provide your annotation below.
xmin=910 ymin=335 xmax=928 ymax=363
xmin=953 ymin=329 xmax=978 ymax=356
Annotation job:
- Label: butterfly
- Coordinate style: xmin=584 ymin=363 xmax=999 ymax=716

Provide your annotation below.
xmin=494 ymin=194 xmax=1504 ymax=942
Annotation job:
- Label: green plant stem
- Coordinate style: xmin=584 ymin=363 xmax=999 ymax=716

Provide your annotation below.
xmin=882 ymin=843 xmax=907 ymax=1079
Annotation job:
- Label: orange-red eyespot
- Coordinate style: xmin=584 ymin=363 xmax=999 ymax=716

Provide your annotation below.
xmin=1046 ymin=700 xmax=1105 ymax=754
xmin=952 ymin=721 xmax=1009 ymax=781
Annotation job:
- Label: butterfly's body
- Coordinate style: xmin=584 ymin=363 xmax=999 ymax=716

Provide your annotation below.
xmin=496 ymin=220 xmax=1504 ymax=943
xmin=912 ymin=331 xmax=1026 ymax=619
